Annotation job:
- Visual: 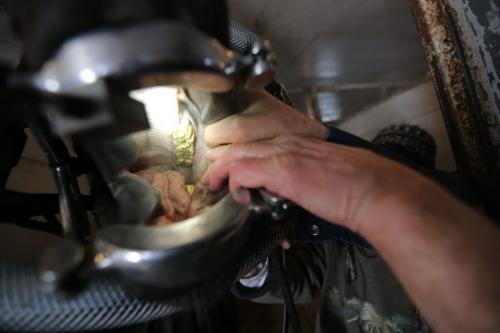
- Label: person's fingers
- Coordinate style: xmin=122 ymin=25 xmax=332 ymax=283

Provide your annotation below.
xmin=201 ymin=139 xmax=292 ymax=187
xmin=205 ymin=100 xmax=328 ymax=146
xmin=206 ymin=141 xmax=277 ymax=162
xmin=207 ymin=142 xmax=269 ymax=163
xmin=225 ymin=156 xmax=291 ymax=196
xmin=204 ymin=112 xmax=277 ymax=146
xmin=203 ymin=136 xmax=337 ymax=189
xmin=206 ymin=145 xmax=229 ymax=161
xmin=207 ymin=135 xmax=350 ymax=167
xmin=203 ymin=133 xmax=423 ymax=230
xmin=202 ymin=142 xmax=276 ymax=188
xmin=225 ymin=154 xmax=331 ymax=217
xmin=202 ymin=151 xmax=270 ymax=191
xmin=202 ymin=138 xmax=301 ymax=191
xmin=201 ymin=159 xmax=230 ymax=191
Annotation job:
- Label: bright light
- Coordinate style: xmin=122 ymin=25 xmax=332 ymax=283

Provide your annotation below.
xmin=125 ymin=251 xmax=142 ymax=263
xmin=44 ymin=79 xmax=61 ymax=92
xmin=79 ymin=68 xmax=98 ymax=84
xmin=130 ymin=86 xmax=180 ymax=134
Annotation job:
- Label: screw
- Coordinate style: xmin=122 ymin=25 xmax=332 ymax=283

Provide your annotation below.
xmin=311 ymin=224 xmax=320 ymax=236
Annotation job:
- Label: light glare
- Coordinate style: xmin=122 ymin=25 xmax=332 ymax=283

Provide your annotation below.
xmin=44 ymin=79 xmax=61 ymax=92
xmin=79 ymin=68 xmax=98 ymax=84
xmin=130 ymin=87 xmax=179 ymax=134
xmin=125 ymin=251 xmax=141 ymax=263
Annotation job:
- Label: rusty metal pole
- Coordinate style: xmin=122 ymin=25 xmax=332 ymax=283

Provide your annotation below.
xmin=408 ymin=0 xmax=500 ymax=175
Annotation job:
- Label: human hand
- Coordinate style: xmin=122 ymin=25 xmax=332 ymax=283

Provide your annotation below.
xmin=202 ymin=134 xmax=432 ymax=232
xmin=204 ymin=89 xmax=328 ymax=146
xmin=206 ymin=134 xmax=500 ymax=333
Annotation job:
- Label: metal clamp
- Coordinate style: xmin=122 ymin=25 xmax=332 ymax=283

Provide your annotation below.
xmin=250 ymin=189 xmax=293 ymax=221
xmin=242 ymin=41 xmax=276 ymax=90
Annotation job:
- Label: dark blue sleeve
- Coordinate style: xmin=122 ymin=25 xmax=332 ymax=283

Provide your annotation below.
xmin=293 ymin=125 xmax=500 ymax=246
xmin=294 ymin=209 xmax=372 ymax=248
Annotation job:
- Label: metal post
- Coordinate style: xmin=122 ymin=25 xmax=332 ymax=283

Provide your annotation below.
xmin=408 ymin=0 xmax=500 ymax=174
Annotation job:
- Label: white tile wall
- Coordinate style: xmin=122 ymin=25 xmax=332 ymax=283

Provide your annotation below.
xmin=337 ymin=81 xmax=457 ymax=171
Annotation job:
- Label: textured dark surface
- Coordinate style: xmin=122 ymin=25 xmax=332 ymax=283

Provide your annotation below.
xmin=372 ymin=124 xmax=437 ymax=169
xmin=0 ymin=261 xmax=178 ymax=332
xmin=446 ymin=0 xmax=500 ymax=169
xmin=229 ymin=21 xmax=259 ymax=55
xmin=238 ymin=299 xmax=317 ymax=333
xmin=0 ymin=217 xmax=286 ymax=332
xmin=0 ymin=7 xmax=21 ymax=68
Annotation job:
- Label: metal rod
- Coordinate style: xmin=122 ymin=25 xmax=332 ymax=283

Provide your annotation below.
xmin=407 ymin=0 xmax=498 ymax=174
xmin=25 ymin=106 xmax=92 ymax=241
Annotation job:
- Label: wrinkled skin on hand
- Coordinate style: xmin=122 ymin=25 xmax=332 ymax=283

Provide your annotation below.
xmin=202 ymin=134 xmax=421 ymax=231
xmin=202 ymin=89 xmax=500 ymax=333
xmin=202 ymin=89 xmax=398 ymax=229
xmin=204 ymin=89 xmax=328 ymax=146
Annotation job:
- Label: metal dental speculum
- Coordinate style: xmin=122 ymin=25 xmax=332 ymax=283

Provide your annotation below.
xmin=24 ymin=21 xmax=275 ymax=98
xmin=13 ymin=19 xmax=292 ymax=301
